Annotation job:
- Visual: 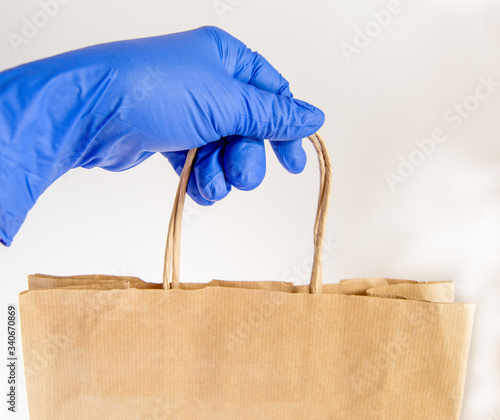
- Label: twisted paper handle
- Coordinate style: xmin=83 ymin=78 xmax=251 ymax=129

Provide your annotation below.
xmin=162 ymin=132 xmax=332 ymax=294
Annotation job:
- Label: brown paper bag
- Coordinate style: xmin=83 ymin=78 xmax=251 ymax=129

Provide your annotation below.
xmin=19 ymin=133 xmax=475 ymax=420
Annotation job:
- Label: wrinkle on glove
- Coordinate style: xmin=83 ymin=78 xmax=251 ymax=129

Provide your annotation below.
xmin=0 ymin=26 xmax=324 ymax=246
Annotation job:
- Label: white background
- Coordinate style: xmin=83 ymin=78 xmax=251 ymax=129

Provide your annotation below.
xmin=1 ymin=0 xmax=499 ymax=419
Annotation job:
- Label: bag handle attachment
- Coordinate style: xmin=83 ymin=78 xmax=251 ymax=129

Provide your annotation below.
xmin=162 ymin=132 xmax=332 ymax=294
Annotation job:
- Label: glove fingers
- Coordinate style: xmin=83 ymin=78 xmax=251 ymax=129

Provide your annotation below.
xmin=163 ymin=137 xmax=267 ymax=199
xmin=205 ymin=27 xmax=292 ymax=97
xmin=269 ymin=139 xmax=307 ymax=174
xmin=193 ymin=140 xmax=231 ymax=202
xmin=214 ymin=29 xmax=308 ymax=175
xmin=223 ymin=136 xmax=266 ymax=191
xmin=187 ymin=169 xmax=215 ymax=206
xmin=226 ymin=80 xmax=325 ymax=142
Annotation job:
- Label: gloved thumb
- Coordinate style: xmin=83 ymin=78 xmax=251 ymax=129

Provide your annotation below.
xmin=222 ymin=80 xmax=325 ymax=141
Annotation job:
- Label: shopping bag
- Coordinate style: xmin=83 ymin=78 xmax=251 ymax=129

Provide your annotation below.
xmin=19 ymin=133 xmax=475 ymax=420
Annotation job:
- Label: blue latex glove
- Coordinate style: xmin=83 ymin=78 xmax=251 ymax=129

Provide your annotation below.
xmin=0 ymin=26 xmax=324 ymax=247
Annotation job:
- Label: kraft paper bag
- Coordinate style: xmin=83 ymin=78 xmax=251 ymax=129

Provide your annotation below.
xmin=19 ymin=133 xmax=475 ymax=420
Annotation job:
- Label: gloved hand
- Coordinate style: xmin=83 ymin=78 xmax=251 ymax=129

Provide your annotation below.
xmin=0 ymin=26 xmax=324 ymax=247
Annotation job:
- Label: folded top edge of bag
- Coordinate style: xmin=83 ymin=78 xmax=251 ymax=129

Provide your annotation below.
xmin=23 ymin=275 xmax=461 ymax=303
